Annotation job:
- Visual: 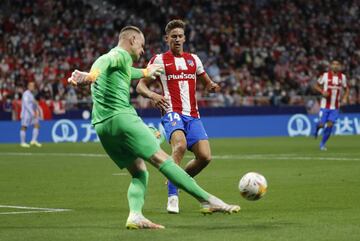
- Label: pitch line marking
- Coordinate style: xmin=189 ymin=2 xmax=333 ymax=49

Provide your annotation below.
xmin=0 ymin=205 xmax=72 ymax=215
xmin=112 ymin=173 xmax=128 ymax=176
xmin=0 ymin=152 xmax=106 ymax=158
xmin=0 ymin=152 xmax=359 ymax=161
xmin=187 ymin=154 xmax=360 ymax=161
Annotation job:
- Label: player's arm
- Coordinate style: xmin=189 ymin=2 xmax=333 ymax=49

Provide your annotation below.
xmin=341 ymin=86 xmax=350 ymax=105
xmin=67 ymin=55 xmax=111 ymax=86
xmin=313 ymin=82 xmax=328 ymax=97
xmin=130 ymin=64 xmax=164 ymax=80
xmin=136 ymin=77 xmax=169 ymax=110
xmin=136 ymin=55 xmax=168 ymax=110
xmin=67 ymin=69 xmax=99 ymax=86
xmin=193 ymin=54 xmax=220 ymax=93
xmin=68 ymin=59 xmax=163 ymax=86
xmin=313 ymin=76 xmax=329 ymax=97
xmin=341 ymin=76 xmax=350 ymax=105
xmin=91 ymin=51 xmax=163 ymax=81
xmin=198 ymin=73 xmax=220 ymax=93
xmin=33 ymin=100 xmax=40 ymax=118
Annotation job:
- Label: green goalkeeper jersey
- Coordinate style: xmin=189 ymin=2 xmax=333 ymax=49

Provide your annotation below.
xmin=90 ymin=47 xmax=144 ymax=125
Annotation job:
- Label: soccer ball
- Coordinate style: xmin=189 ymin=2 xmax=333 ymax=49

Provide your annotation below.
xmin=238 ymin=172 xmax=267 ymax=201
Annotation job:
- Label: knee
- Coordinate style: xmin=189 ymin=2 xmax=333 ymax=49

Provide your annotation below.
xmin=196 ymin=152 xmax=212 ymax=164
xmin=148 ymin=149 xmax=170 ymax=168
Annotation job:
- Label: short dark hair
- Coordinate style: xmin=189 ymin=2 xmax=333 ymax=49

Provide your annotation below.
xmin=119 ymin=26 xmax=142 ymax=40
xmin=165 ymin=19 xmax=186 ymax=34
xmin=331 ymin=59 xmax=341 ymax=64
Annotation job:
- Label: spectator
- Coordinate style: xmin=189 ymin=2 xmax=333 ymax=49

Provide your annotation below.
xmin=0 ymin=0 xmax=359 ymax=113
xmin=53 ymin=95 xmax=66 ymax=115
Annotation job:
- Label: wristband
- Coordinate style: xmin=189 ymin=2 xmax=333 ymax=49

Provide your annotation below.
xmin=143 ymin=68 xmax=148 ymax=77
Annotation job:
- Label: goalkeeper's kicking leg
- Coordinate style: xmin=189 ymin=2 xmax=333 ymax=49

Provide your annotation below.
xmin=125 ymin=149 xmax=240 ymax=230
xmin=148 ymin=150 xmax=240 ymax=214
xmin=95 ymin=115 xmax=239 ymax=230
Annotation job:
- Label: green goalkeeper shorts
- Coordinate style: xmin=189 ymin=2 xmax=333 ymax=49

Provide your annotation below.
xmin=94 ymin=113 xmax=160 ymax=169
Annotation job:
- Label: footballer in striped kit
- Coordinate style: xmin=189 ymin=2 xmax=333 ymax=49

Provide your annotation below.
xmin=313 ymin=60 xmax=350 ymax=150
xmin=137 ymin=19 xmax=221 ymax=214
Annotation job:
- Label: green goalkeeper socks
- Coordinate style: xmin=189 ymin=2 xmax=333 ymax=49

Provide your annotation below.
xmin=127 ymin=170 xmax=149 ymax=213
xmin=159 ymin=159 xmax=210 ymax=201
xmin=127 ymin=159 xmax=210 ymax=213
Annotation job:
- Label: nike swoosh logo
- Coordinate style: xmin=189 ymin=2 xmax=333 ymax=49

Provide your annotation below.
xmin=165 ymin=63 xmax=173 ymax=66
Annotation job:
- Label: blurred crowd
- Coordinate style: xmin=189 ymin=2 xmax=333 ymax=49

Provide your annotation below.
xmin=0 ymin=0 xmax=359 ymax=119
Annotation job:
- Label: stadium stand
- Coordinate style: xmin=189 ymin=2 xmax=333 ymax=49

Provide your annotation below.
xmin=0 ymin=0 xmax=359 ymax=120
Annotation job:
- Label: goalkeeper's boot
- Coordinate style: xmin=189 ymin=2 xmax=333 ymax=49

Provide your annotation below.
xmin=125 ymin=213 xmax=165 ymax=230
xmin=200 ymin=195 xmax=240 ymax=215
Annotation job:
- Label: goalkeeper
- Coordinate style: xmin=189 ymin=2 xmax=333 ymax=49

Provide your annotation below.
xmin=68 ymin=26 xmax=239 ymax=230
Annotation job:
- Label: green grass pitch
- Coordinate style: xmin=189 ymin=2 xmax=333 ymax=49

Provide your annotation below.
xmin=0 ymin=136 xmax=359 ymax=241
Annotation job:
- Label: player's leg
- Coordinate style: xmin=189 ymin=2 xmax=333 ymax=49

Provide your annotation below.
xmin=166 ymin=130 xmax=187 ymax=213
xmin=176 ymin=118 xmax=235 ymax=213
xmin=170 ymin=130 xmax=187 ymax=164
xmin=125 ymin=159 xmax=164 ymax=229
xmin=185 ymin=140 xmax=211 ymax=177
xmin=126 ymin=159 xmax=148 ymax=215
xmin=320 ymin=121 xmax=333 ymax=150
xmin=162 ymin=112 xmax=188 ymax=164
xmin=184 ymin=118 xmax=211 ymax=177
xmin=162 ymin=112 xmax=187 ymax=212
xmin=20 ymin=125 xmax=29 ymax=147
xmin=126 ymin=115 xmax=240 ymax=214
xmin=20 ymin=115 xmax=30 ymax=147
xmin=314 ymin=109 xmax=327 ymax=138
xmin=320 ymin=109 xmax=339 ymax=150
xmin=94 ymin=116 xmax=164 ymax=229
xmin=147 ymin=149 xmax=240 ymax=214
xmin=30 ymin=121 xmax=42 ymax=147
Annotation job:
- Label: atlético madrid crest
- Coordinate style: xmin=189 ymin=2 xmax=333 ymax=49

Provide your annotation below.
xmin=187 ymin=59 xmax=194 ymax=67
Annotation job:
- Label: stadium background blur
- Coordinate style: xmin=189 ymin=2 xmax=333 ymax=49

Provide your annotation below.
xmin=0 ymin=0 xmax=359 ymax=121
xmin=1 ymin=2 xmax=360 ymax=240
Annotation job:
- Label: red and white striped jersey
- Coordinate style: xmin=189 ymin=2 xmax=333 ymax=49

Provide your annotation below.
xmin=317 ymin=71 xmax=347 ymax=110
xmin=148 ymin=51 xmax=206 ymax=118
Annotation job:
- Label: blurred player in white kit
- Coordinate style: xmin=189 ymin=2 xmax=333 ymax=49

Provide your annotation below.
xmin=20 ymin=82 xmax=42 ymax=148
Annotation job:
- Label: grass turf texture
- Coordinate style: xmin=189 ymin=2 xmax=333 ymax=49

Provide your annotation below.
xmin=0 ymin=136 xmax=359 ymax=241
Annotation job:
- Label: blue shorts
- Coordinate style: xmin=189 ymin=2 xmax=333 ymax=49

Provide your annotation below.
xmin=319 ymin=108 xmax=339 ymax=124
xmin=161 ymin=112 xmax=208 ymax=150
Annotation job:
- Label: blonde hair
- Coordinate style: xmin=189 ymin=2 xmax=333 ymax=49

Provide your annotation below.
xmin=119 ymin=26 xmax=142 ymax=40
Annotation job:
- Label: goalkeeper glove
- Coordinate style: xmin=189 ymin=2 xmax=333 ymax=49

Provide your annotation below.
xmin=67 ymin=69 xmax=99 ymax=86
xmin=143 ymin=64 xmax=164 ymax=79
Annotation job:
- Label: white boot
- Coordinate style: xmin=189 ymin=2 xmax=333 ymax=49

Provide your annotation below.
xmin=125 ymin=212 xmax=164 ymax=229
xmin=200 ymin=195 xmax=240 ymax=214
xmin=167 ymin=195 xmax=179 ymax=214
